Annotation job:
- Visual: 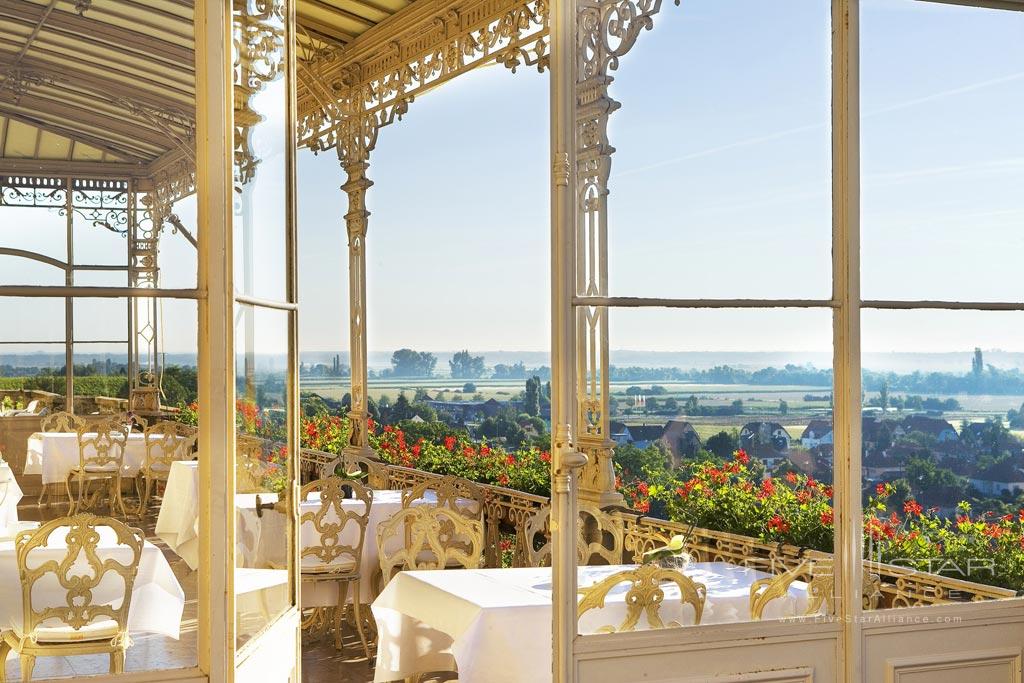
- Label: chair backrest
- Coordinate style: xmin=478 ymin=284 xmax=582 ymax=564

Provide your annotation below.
xmin=577 ymin=563 xmax=707 ymax=633
xmin=377 ymin=505 xmax=484 ymax=583
xmin=750 ymin=558 xmax=850 ymax=620
xmin=322 ymin=451 xmax=388 ymax=490
xmin=401 ymin=475 xmax=483 ymax=520
xmin=23 ymin=399 xmax=40 ymax=413
xmin=525 ymin=502 xmax=624 ymax=567
xmin=40 ymin=411 xmax=85 ymax=433
xmin=300 ymin=476 xmax=372 ymax=572
xmin=142 ymin=421 xmax=198 ymax=476
xmin=16 ymin=514 xmax=145 ymax=637
xmin=236 ymin=435 xmax=271 ymax=493
xmin=76 ymin=417 xmax=130 ymax=471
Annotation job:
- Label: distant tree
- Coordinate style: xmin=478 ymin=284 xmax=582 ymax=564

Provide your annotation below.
xmin=706 ymin=430 xmax=739 ymax=459
xmin=878 ymin=381 xmax=889 ymax=413
xmin=413 ymin=388 xmax=432 ymax=402
xmin=449 ymin=350 xmax=486 ymax=379
xmin=645 ymin=397 xmax=661 ymax=413
xmin=524 ymin=376 xmax=541 ymax=417
xmin=492 ymin=362 xmax=528 ymax=379
xmin=479 ymin=407 xmax=527 ymax=448
xmin=973 ymin=347 xmax=984 ymax=379
xmin=625 ymin=386 xmax=644 ymax=396
xmin=389 ymin=392 xmax=415 ymax=422
xmin=391 ymin=348 xmax=437 ymax=377
xmin=684 ymin=395 xmax=699 ymax=413
xmin=731 ymin=399 xmax=744 ymax=413
xmin=663 ymin=397 xmax=679 ymax=414
xmin=462 ymin=382 xmax=476 ymax=393
xmin=648 ymin=385 xmax=668 ymax=395
xmin=778 ymin=399 xmax=789 ymax=416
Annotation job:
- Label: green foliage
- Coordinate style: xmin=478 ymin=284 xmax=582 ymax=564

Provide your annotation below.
xmin=449 ymin=350 xmax=486 ymax=379
xmin=390 ymin=348 xmax=437 ymax=377
xmin=524 ymin=376 xmax=541 ymax=417
xmin=705 ymin=430 xmax=739 ymax=459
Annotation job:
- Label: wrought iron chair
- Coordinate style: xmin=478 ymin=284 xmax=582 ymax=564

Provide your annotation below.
xmin=66 ymin=418 xmax=130 ymax=517
xmin=36 ymin=412 xmax=87 ymax=506
xmin=525 ymin=502 xmax=624 ymax=567
xmin=577 ymin=563 xmax=707 ymax=633
xmin=236 ymin=435 xmax=271 ymax=494
xmin=39 ymin=411 xmax=85 ymax=434
xmin=0 ymin=514 xmax=145 ymax=681
xmin=135 ymin=420 xmax=198 ymax=515
xmin=320 ymin=451 xmax=388 ymax=489
xmin=401 ymin=475 xmax=485 ymax=565
xmin=749 ymin=558 xmax=880 ymax=620
xmin=298 ymin=476 xmax=373 ymax=658
xmin=377 ymin=505 xmax=484 ymax=585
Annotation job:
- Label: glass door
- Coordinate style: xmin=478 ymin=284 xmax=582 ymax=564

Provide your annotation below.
xmin=231 ymin=0 xmax=301 ymax=678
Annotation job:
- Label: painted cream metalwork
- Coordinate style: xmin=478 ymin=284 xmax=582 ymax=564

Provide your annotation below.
xmin=136 ymin=420 xmax=198 ymax=515
xmin=525 ymin=501 xmax=623 ymax=566
xmin=298 ymin=476 xmax=373 ymax=657
xmin=236 ymin=435 xmax=272 ymax=495
xmin=66 ymin=417 xmax=130 ymax=517
xmin=39 ymin=411 xmax=84 ymax=434
xmin=376 ymin=504 xmax=485 ymax=583
xmin=401 ymin=474 xmax=484 ymax=518
xmin=313 ymin=448 xmax=388 ymax=488
xmin=0 ymin=514 xmax=145 ymax=681
xmin=577 ymin=562 xmax=707 ymax=632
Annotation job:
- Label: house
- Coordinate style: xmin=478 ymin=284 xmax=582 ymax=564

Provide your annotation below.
xmin=739 ymin=421 xmax=791 ymax=453
xmin=660 ymin=420 xmax=702 ymax=467
xmin=425 ymin=397 xmax=505 ymax=423
xmin=609 ymin=420 xmax=632 ymax=446
xmin=970 ymin=460 xmax=1024 ymax=496
xmin=800 ymin=420 xmax=833 ymax=448
xmin=901 ymin=415 xmax=958 ymax=443
xmin=626 ymin=424 xmax=666 ymax=449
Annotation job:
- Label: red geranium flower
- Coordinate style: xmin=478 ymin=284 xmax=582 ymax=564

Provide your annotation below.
xmin=734 ymin=449 xmax=750 ymax=465
xmin=903 ymin=499 xmax=923 ymax=517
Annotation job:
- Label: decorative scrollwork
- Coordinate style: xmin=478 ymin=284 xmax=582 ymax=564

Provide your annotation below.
xmin=525 ymin=502 xmax=623 ymax=566
xmin=15 ymin=514 xmax=144 ymax=636
xmin=577 ymin=563 xmax=706 ymax=632
xmin=377 ymin=505 xmax=484 ymax=583
xmin=300 ymin=476 xmax=372 ymax=570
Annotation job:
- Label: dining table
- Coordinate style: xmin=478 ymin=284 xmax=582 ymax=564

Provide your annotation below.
xmin=25 ymin=431 xmax=183 ymax=486
xmin=371 ymin=562 xmax=811 ymax=683
xmin=0 ymin=461 xmax=23 ymax=531
xmin=156 ymin=461 xmax=472 ymax=605
xmin=0 ymin=522 xmax=186 ymax=640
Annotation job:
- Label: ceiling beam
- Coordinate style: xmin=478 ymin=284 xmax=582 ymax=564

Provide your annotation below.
xmin=297 ymin=16 xmax=358 ymax=43
xmin=0 ymin=157 xmax=149 ymax=178
xmin=304 ymin=0 xmax=379 ymax=27
xmin=0 ymin=53 xmax=193 ymax=113
xmin=0 ymin=92 xmax=172 ymax=150
xmin=0 ymin=0 xmax=194 ymax=65
xmin=0 ymin=105 xmax=153 ymax=163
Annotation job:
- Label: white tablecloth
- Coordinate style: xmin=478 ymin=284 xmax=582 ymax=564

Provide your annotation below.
xmin=372 ymin=563 xmax=810 ymax=682
xmin=25 ymin=432 xmax=180 ymax=485
xmin=0 ymin=526 xmax=185 ymax=639
xmin=156 ymin=462 xmax=428 ymax=604
xmin=0 ymin=462 xmax=22 ymax=530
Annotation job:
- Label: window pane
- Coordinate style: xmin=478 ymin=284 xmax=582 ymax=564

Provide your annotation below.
xmin=599 ymin=307 xmax=834 ymax=629
xmin=861 ymin=309 xmax=1024 ymax=608
xmin=606 ymin=0 xmax=832 ymax=299
xmin=233 ymin=0 xmax=288 ymax=302
xmin=235 ymin=303 xmax=294 ymax=648
xmin=861 ymin=0 xmax=1024 ymax=302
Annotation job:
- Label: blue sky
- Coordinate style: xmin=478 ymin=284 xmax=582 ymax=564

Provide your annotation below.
xmin=3 ymin=0 xmax=1024 ymax=363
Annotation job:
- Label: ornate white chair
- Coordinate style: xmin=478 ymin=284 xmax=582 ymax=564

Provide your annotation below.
xmin=136 ymin=420 xmax=198 ymax=515
xmin=748 ymin=558 xmax=882 ymax=620
xmin=298 ymin=476 xmax=373 ymax=657
xmin=0 ymin=514 xmax=145 ymax=681
xmin=577 ymin=563 xmax=707 ymax=633
xmin=321 ymin=451 xmax=388 ymax=489
xmin=39 ymin=411 xmax=84 ymax=434
xmin=377 ymin=505 xmax=484 ymax=585
xmin=402 ymin=475 xmax=484 ymax=564
xmin=236 ymin=435 xmax=270 ymax=494
xmin=525 ymin=502 xmax=624 ymax=567
xmin=66 ymin=417 xmax=130 ymax=517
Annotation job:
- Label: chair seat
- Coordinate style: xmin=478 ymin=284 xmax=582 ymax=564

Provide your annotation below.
xmin=33 ymin=619 xmax=120 ymax=643
xmin=70 ymin=464 xmax=120 ymax=475
xmin=300 ymin=558 xmax=358 ymax=575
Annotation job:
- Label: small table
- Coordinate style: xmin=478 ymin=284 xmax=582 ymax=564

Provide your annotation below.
xmin=25 ymin=432 xmax=181 ymax=486
xmin=371 ymin=563 xmax=810 ymax=683
xmin=0 ymin=462 xmax=22 ymax=531
xmin=0 ymin=525 xmax=186 ymax=639
xmin=156 ymin=462 xmax=441 ymax=604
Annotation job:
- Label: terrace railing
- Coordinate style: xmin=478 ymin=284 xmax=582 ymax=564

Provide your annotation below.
xmin=298 ymin=447 xmax=1015 ymax=609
